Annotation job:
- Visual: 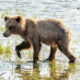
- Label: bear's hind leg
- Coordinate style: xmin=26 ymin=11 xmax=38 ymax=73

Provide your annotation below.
xmin=58 ymin=44 xmax=76 ymax=63
xmin=47 ymin=46 xmax=58 ymax=61
xmin=15 ymin=40 xmax=31 ymax=58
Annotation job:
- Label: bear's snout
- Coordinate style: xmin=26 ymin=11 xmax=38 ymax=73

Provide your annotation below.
xmin=3 ymin=32 xmax=8 ymax=37
xmin=3 ymin=31 xmax=10 ymax=37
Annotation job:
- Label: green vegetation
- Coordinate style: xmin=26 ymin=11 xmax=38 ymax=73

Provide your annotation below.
xmin=0 ymin=44 xmax=11 ymax=59
xmin=4 ymin=46 xmax=11 ymax=54
xmin=0 ymin=44 xmax=3 ymax=54
xmin=0 ymin=27 xmax=5 ymax=32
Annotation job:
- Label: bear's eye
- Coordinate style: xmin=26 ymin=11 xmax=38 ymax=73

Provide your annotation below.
xmin=8 ymin=26 xmax=13 ymax=30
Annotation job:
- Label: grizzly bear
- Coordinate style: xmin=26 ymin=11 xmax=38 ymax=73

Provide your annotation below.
xmin=3 ymin=15 xmax=76 ymax=63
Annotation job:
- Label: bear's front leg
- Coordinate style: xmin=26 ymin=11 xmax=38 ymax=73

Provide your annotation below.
xmin=15 ymin=40 xmax=31 ymax=58
xmin=32 ymin=41 xmax=41 ymax=64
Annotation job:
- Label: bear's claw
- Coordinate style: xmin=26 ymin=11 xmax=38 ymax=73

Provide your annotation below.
xmin=16 ymin=49 xmax=21 ymax=58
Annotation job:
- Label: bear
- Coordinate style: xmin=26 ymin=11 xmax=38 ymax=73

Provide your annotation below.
xmin=3 ymin=15 xmax=76 ymax=63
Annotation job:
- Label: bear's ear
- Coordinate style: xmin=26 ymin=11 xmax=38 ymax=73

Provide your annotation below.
xmin=4 ymin=16 xmax=9 ymax=21
xmin=16 ymin=16 xmax=21 ymax=23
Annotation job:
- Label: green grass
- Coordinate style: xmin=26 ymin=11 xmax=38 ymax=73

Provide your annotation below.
xmin=0 ymin=44 xmax=11 ymax=58
xmin=0 ymin=27 xmax=5 ymax=32
xmin=4 ymin=46 xmax=11 ymax=54
xmin=3 ymin=46 xmax=11 ymax=59
xmin=0 ymin=44 xmax=3 ymax=54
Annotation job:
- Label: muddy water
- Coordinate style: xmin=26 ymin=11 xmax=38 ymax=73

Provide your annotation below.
xmin=0 ymin=0 xmax=80 ymax=80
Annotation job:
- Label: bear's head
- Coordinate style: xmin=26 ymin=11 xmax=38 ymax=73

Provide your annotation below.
xmin=3 ymin=15 xmax=23 ymax=37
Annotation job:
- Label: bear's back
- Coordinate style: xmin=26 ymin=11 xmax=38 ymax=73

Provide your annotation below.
xmin=36 ymin=19 xmax=71 ymax=42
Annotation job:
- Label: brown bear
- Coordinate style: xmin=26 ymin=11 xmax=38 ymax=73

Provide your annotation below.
xmin=3 ymin=15 xmax=76 ymax=63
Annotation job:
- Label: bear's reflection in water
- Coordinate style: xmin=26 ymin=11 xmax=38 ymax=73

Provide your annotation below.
xmin=15 ymin=61 xmax=75 ymax=80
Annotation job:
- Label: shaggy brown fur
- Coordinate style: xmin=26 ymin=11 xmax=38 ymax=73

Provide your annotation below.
xmin=3 ymin=15 xmax=76 ymax=63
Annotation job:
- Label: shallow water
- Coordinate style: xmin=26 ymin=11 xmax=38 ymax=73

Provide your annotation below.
xmin=0 ymin=0 xmax=80 ymax=80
